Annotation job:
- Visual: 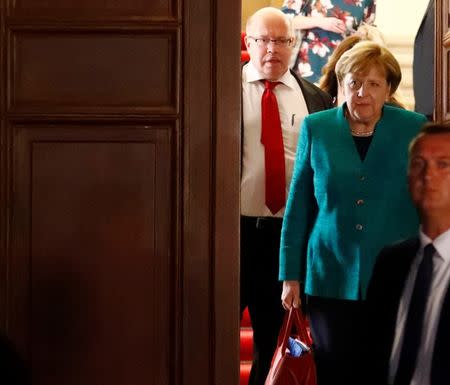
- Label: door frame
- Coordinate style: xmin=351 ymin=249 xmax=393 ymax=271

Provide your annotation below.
xmin=184 ymin=0 xmax=241 ymax=384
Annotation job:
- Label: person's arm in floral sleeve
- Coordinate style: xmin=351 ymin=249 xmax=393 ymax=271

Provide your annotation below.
xmin=363 ymin=0 xmax=377 ymax=24
xmin=281 ymin=0 xmax=347 ymax=34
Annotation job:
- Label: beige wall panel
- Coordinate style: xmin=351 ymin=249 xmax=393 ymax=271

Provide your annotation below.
xmin=9 ymin=31 xmax=178 ymax=114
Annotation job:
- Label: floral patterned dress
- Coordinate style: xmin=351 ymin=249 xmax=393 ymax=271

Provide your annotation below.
xmin=281 ymin=0 xmax=376 ymax=84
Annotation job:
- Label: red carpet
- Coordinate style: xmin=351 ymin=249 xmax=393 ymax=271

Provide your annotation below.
xmin=240 ymin=308 xmax=253 ymax=385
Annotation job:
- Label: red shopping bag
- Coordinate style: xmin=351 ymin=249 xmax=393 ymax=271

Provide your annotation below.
xmin=265 ymin=307 xmax=317 ymax=385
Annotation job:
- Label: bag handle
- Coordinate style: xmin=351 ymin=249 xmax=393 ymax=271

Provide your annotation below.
xmin=279 ymin=307 xmax=313 ymax=356
xmin=295 ymin=307 xmax=313 ymax=346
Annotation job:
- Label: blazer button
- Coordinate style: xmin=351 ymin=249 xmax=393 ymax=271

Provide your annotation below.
xmin=356 ymin=199 xmax=364 ymax=205
xmin=355 ymin=224 xmax=363 ymax=231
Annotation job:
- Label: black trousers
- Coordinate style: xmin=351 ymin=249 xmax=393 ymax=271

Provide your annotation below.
xmin=307 ymin=295 xmax=366 ymax=385
xmin=240 ymin=216 xmax=285 ymax=385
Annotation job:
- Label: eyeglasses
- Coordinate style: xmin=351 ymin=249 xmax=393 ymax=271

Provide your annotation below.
xmin=346 ymin=79 xmax=385 ymax=91
xmin=248 ymin=36 xmax=294 ymax=48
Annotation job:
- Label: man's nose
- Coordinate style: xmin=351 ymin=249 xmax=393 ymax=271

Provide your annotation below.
xmin=423 ymin=164 xmax=437 ymax=179
xmin=266 ymin=41 xmax=278 ymax=53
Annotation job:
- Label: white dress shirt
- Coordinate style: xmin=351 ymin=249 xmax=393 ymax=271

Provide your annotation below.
xmin=241 ymin=62 xmax=309 ymax=217
xmin=389 ymin=228 xmax=450 ymax=385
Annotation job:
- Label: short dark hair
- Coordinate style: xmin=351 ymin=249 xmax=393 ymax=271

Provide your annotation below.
xmin=418 ymin=121 xmax=450 ymax=135
xmin=409 ymin=121 xmax=450 ymax=155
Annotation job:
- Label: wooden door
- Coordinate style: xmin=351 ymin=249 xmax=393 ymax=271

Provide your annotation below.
xmin=436 ymin=0 xmax=450 ymax=122
xmin=0 ymin=1 xmax=241 ymax=384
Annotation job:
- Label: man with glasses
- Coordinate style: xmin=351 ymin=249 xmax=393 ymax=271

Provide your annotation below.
xmin=240 ymin=7 xmax=332 ymax=385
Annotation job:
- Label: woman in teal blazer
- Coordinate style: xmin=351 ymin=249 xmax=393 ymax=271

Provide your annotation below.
xmin=279 ymin=41 xmax=428 ymax=385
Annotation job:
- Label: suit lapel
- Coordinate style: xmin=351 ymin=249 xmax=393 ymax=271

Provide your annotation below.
xmin=367 ymin=237 xmax=419 ymax=383
xmin=289 ymin=69 xmax=325 ymax=114
xmin=391 ymin=238 xmax=421 ymax=305
xmin=432 ymin=282 xmax=450 ymax=384
xmin=356 ymin=105 xmax=392 ymax=167
xmin=333 ymin=105 xmax=362 ymax=165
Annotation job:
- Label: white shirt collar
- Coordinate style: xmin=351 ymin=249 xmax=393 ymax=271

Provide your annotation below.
xmin=243 ymin=61 xmax=297 ymax=90
xmin=419 ymin=227 xmax=450 ymax=263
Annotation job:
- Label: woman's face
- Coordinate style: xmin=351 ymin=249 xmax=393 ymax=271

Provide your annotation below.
xmin=341 ymin=66 xmax=391 ymax=125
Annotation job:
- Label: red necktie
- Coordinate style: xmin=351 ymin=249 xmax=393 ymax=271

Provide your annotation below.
xmin=261 ymin=80 xmax=286 ymax=214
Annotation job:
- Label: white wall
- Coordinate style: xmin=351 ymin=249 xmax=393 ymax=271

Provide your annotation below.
xmin=376 ymin=0 xmax=429 ymax=43
xmin=374 ymin=0 xmax=431 ymax=110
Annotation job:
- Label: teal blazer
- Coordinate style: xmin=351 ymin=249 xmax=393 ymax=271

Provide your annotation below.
xmin=279 ymin=104 xmax=427 ymax=300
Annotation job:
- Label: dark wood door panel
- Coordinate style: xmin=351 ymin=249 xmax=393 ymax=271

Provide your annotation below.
xmin=8 ymin=0 xmax=178 ymax=20
xmin=446 ymin=49 xmax=450 ymax=119
xmin=9 ymin=30 xmax=179 ymax=114
xmin=0 ymin=0 xmax=241 ymax=383
xmin=9 ymin=123 xmax=177 ymax=385
xmin=442 ymin=4 xmax=450 ymax=121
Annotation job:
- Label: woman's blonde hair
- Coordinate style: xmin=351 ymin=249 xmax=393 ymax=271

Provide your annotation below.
xmin=335 ymin=41 xmax=402 ymax=96
xmin=318 ymin=35 xmax=362 ymax=100
xmin=355 ymin=24 xmax=386 ymax=45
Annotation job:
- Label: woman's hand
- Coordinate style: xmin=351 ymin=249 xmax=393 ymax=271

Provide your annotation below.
xmin=291 ymin=15 xmax=346 ymax=35
xmin=318 ymin=17 xmax=347 ymax=34
xmin=281 ymin=280 xmax=301 ymax=310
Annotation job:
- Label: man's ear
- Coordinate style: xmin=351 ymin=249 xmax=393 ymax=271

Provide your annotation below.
xmin=244 ymin=34 xmax=250 ymax=50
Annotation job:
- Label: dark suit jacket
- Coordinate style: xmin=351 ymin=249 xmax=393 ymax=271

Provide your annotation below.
xmin=288 ymin=69 xmax=333 ymax=113
xmin=413 ymin=0 xmax=434 ymax=117
xmin=365 ymin=237 xmax=450 ymax=385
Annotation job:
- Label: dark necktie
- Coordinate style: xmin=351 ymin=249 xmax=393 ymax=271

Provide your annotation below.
xmin=394 ymin=243 xmax=436 ymax=385
xmin=261 ymin=80 xmax=285 ymax=215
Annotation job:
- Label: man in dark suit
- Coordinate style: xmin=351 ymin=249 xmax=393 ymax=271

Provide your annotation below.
xmin=366 ymin=122 xmax=450 ymax=385
xmin=240 ymin=7 xmax=332 ymax=385
xmin=413 ymin=0 xmax=434 ymax=120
